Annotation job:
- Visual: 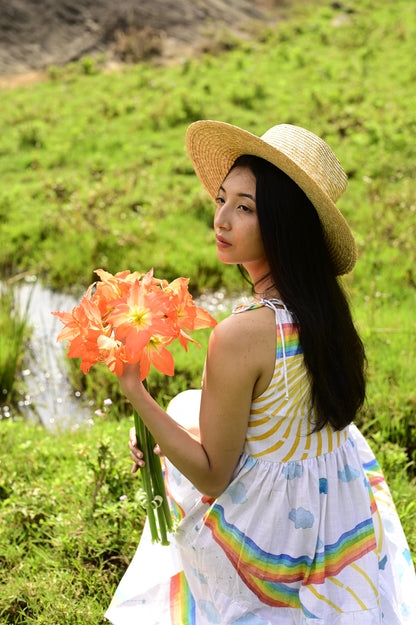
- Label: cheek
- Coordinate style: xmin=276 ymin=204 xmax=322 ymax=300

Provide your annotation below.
xmin=251 ymin=223 xmax=265 ymax=250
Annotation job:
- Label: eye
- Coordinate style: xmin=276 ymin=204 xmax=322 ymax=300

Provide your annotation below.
xmin=215 ymin=196 xmax=225 ymax=206
xmin=237 ymin=204 xmax=252 ymax=213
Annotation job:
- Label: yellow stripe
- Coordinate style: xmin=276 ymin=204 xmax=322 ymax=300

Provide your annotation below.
xmin=304 ymin=418 xmax=312 ymax=452
xmin=247 ymin=416 xmax=270 ymax=427
xmin=373 ymin=484 xmax=396 ymax=510
xmin=307 ymin=586 xmax=343 ymax=613
xmin=326 ymin=424 xmax=333 ymax=453
xmin=350 ymin=562 xmax=379 ymax=598
xmin=246 ymin=416 xmax=286 ymax=442
xmin=282 ymin=419 xmax=303 ymax=462
xmin=373 ymin=506 xmax=383 ymax=555
xmin=337 ymin=430 xmax=341 ymax=447
xmin=253 ymin=439 xmax=284 ymax=458
xmin=345 ymin=586 xmax=367 ymax=610
xmin=282 ymin=413 xmax=299 ymax=441
xmin=328 ymin=576 xmax=344 ymax=589
xmin=316 ymin=430 xmax=322 ymax=456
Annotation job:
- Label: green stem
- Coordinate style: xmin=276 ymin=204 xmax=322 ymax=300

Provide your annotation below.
xmin=147 ymin=429 xmax=173 ymax=531
xmin=156 ymin=502 xmax=170 ymax=546
xmin=144 ymin=423 xmax=171 ymax=545
xmin=133 ymin=409 xmax=159 ymax=542
xmin=133 ymin=407 xmax=173 ymax=544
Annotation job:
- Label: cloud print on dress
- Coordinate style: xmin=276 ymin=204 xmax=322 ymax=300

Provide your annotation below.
xmin=191 ymin=566 xmax=207 ymax=584
xmin=282 ymin=462 xmax=303 ymax=480
xmin=170 ymin=465 xmax=182 ymax=485
xmin=319 ymin=478 xmax=328 ymax=494
xmin=198 ymin=600 xmax=221 ymax=623
xmin=288 ymin=507 xmax=315 ymax=529
xmin=337 ymin=464 xmax=360 ymax=483
xmin=226 ymin=481 xmax=248 ymax=504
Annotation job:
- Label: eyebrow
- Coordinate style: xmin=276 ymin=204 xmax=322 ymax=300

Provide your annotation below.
xmin=219 ymin=185 xmax=256 ymax=202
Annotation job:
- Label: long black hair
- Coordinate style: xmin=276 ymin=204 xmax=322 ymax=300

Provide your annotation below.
xmin=231 ymin=155 xmax=366 ymax=431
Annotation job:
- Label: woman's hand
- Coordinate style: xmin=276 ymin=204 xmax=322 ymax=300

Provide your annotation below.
xmin=118 ymin=361 xmax=144 ymax=403
xmin=128 ymin=426 xmax=163 ymax=474
xmin=128 ymin=426 xmax=144 ymax=473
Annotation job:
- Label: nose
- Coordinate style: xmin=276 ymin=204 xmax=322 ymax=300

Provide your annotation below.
xmin=214 ymin=203 xmax=231 ymax=231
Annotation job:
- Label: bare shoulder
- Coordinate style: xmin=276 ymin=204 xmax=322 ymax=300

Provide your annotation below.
xmin=207 ymin=306 xmax=277 ymax=397
xmin=208 ymin=306 xmax=276 ymax=360
xmin=212 ymin=306 xmax=276 ymax=342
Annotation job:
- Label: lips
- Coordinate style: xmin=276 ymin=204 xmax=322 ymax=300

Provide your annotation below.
xmin=216 ymin=234 xmax=231 ymax=249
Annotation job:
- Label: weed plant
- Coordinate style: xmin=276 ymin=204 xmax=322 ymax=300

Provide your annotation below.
xmin=0 ymin=282 xmax=30 ymax=409
xmin=0 ymin=0 xmax=416 ymax=620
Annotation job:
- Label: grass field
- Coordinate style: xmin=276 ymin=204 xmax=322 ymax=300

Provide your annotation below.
xmin=0 ymin=0 xmax=415 ymax=621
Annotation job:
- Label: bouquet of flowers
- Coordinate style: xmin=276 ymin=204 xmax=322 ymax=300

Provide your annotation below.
xmin=52 ymin=268 xmax=217 ymax=544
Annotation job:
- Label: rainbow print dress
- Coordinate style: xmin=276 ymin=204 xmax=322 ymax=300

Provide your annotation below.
xmin=105 ymin=300 xmax=416 ymax=624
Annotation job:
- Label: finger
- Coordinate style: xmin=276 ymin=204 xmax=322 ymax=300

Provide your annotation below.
xmin=131 ymin=462 xmax=139 ymax=474
xmin=129 ymin=445 xmax=144 ymax=463
xmin=130 ymin=449 xmax=145 ymax=465
xmin=129 ymin=426 xmax=137 ymax=446
xmin=130 ymin=447 xmax=144 ymax=467
xmin=153 ymin=444 xmax=164 ymax=457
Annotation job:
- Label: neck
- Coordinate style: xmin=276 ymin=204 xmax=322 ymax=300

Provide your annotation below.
xmin=253 ymin=280 xmax=280 ymax=301
xmin=242 ymin=260 xmax=280 ymax=300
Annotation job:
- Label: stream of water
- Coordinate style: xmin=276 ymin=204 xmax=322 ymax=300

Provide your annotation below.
xmin=11 ymin=277 xmax=247 ymax=429
xmin=14 ymin=278 xmax=93 ymax=429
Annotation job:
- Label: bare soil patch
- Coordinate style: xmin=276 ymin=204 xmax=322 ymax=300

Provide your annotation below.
xmin=0 ymin=0 xmax=284 ymax=82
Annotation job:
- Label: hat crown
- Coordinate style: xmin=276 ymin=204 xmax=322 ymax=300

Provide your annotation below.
xmin=261 ymin=124 xmax=347 ymax=203
xmin=185 ymin=119 xmax=357 ymax=274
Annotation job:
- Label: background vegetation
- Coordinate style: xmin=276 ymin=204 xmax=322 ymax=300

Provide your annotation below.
xmin=1 ymin=0 xmax=415 ymax=622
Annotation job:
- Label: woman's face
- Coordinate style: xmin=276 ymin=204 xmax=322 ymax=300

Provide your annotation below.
xmin=214 ymin=166 xmax=269 ymax=281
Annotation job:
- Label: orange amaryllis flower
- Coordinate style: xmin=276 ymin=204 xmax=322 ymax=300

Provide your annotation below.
xmin=96 ymin=334 xmax=127 ymax=376
xmin=165 ymin=277 xmax=217 ymax=350
xmin=53 ymin=296 xmax=109 ymax=373
xmin=52 ymin=268 xmax=218 ymax=546
xmin=53 ymin=267 xmax=217 ymax=377
xmin=92 ymin=269 xmax=143 ymax=316
xmin=107 ymin=279 xmax=175 ymax=362
xmin=138 ymin=335 xmax=175 ymax=380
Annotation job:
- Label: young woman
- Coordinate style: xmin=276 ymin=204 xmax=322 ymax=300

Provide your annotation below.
xmin=105 ymin=121 xmax=416 ymax=624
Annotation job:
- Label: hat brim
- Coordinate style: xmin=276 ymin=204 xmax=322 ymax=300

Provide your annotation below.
xmin=186 ymin=120 xmax=357 ymax=275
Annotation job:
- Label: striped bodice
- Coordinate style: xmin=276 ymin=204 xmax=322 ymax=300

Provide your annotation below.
xmin=233 ymin=299 xmax=348 ymax=463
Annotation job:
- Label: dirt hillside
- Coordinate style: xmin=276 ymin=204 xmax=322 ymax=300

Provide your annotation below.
xmin=0 ymin=0 xmax=284 ymax=78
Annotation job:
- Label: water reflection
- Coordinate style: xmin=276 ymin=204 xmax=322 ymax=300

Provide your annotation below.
xmin=15 ymin=277 xmax=93 ymax=429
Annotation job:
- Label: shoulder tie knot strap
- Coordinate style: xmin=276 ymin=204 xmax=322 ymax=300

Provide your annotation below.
xmin=261 ymin=298 xmax=290 ymax=401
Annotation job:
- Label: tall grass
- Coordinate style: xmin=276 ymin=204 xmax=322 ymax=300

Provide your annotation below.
xmin=0 ymin=281 xmax=30 ymax=409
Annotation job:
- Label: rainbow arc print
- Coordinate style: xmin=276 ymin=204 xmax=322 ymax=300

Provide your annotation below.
xmin=204 ymin=504 xmax=377 ymax=610
xmin=170 ymin=571 xmax=196 ymax=624
xmin=275 ymin=322 xmax=303 ymax=359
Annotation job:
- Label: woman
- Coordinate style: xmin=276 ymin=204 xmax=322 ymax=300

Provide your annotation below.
xmin=105 ymin=121 xmax=416 ymax=624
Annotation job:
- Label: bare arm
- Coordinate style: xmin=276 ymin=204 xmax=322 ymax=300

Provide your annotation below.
xmin=119 ymin=309 xmax=275 ymax=497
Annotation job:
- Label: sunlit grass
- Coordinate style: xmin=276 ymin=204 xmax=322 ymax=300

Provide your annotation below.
xmin=0 ymin=0 xmax=415 ymax=620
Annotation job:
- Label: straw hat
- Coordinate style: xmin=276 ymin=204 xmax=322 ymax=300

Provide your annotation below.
xmin=186 ymin=120 xmax=357 ymax=275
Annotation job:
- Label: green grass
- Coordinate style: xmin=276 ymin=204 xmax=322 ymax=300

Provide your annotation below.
xmin=1 ymin=0 xmax=415 ymax=294
xmin=1 ymin=0 xmax=416 ymax=620
xmin=0 ymin=417 xmax=145 ymax=624
xmin=0 ymin=413 xmax=415 ymax=624
xmin=0 ymin=282 xmax=30 ymax=408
